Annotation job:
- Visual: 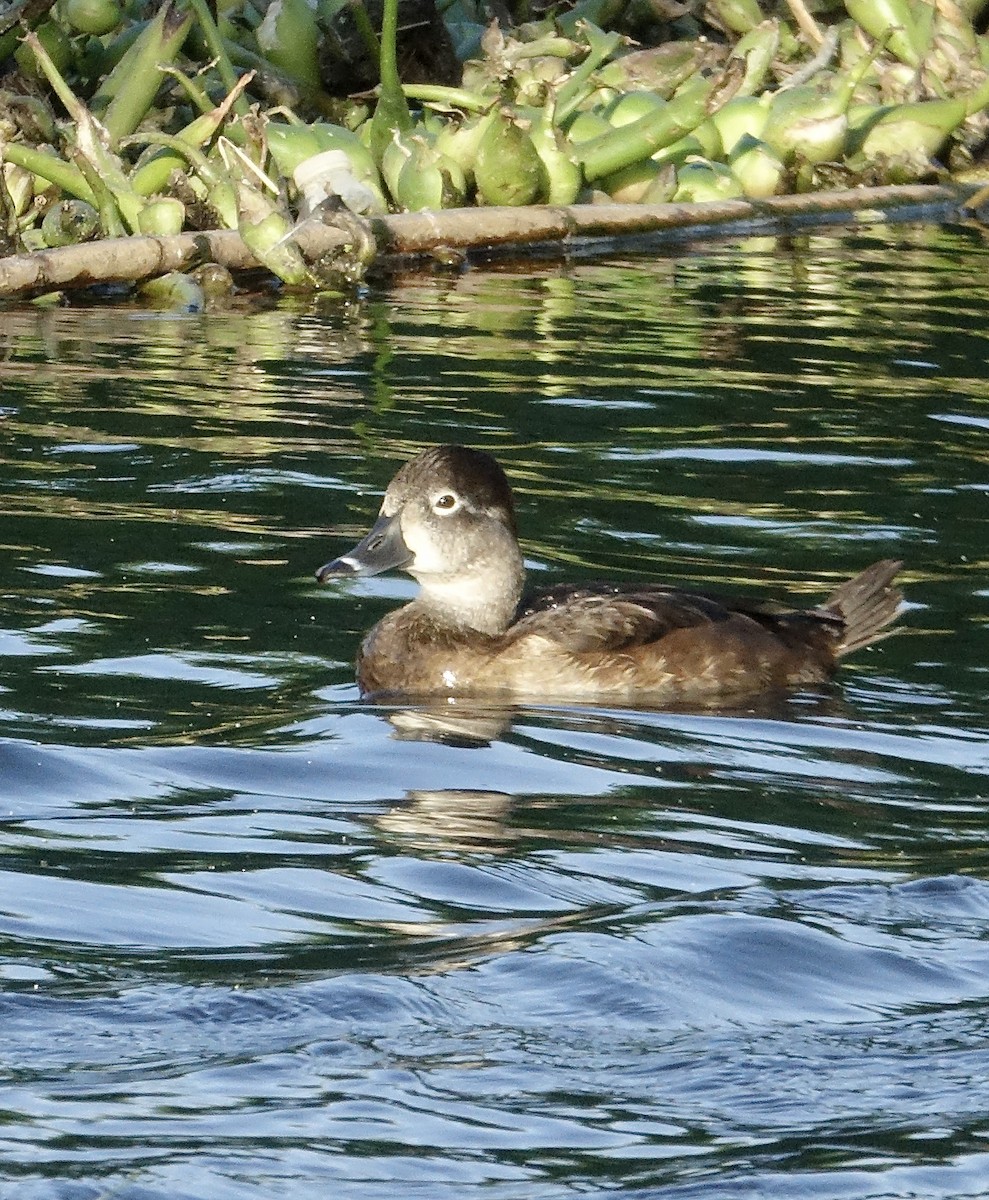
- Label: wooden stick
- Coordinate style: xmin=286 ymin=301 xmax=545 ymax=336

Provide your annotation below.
xmin=0 ymin=184 xmax=976 ymax=300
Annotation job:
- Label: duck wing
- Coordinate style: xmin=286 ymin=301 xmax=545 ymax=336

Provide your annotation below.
xmin=512 ymin=581 xmax=825 ymax=653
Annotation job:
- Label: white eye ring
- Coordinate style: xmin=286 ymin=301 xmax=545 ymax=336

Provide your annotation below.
xmin=432 ymin=492 xmax=460 ymax=514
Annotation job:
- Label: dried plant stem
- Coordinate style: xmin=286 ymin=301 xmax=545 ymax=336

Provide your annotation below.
xmin=784 ymin=0 xmax=824 ymax=46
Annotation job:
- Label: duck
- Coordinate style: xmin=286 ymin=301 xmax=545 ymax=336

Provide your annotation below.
xmin=316 ymin=444 xmax=904 ymax=704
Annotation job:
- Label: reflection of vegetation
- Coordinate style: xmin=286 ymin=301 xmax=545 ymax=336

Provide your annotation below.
xmin=368 ymin=309 xmax=397 ymax=413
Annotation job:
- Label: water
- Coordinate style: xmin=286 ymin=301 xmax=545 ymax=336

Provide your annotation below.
xmin=1 ymin=222 xmax=988 ymax=1199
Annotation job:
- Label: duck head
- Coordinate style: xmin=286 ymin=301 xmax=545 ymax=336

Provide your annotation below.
xmin=317 ymin=445 xmax=525 ymax=635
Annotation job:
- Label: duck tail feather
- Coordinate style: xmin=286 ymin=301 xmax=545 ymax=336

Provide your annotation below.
xmin=823 ymin=559 xmax=904 ymax=658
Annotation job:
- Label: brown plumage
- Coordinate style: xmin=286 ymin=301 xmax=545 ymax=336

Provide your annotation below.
xmin=316 ymin=445 xmax=904 ymax=704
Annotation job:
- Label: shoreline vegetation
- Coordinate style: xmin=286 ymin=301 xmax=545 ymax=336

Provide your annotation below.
xmin=1 ymin=0 xmax=989 ymax=303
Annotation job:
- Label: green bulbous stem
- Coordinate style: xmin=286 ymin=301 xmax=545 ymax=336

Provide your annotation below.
xmin=369 ymin=0 xmax=413 ymax=163
xmin=761 ymin=87 xmax=847 ymax=164
xmin=380 ymin=131 xmax=412 ymax=203
xmin=124 ymin=132 xmax=238 ymax=228
xmin=761 ymin=38 xmax=879 ymax=165
xmin=531 ymin=99 xmax=582 ymax=205
xmin=730 ymin=20 xmax=780 ymax=96
xmin=400 ymin=85 xmax=491 ymax=114
xmin=575 ymin=72 xmax=716 ymax=182
xmin=68 ymin=149 xmax=128 ymax=237
xmin=131 ymin=75 xmax=255 ymax=198
xmin=708 ymin=95 xmax=768 ymax=154
xmin=474 ymin=110 xmax=545 ymax=206
xmin=555 ymin=23 xmax=625 ymax=125
xmin=256 ymin=0 xmax=321 ymax=91
xmin=13 ymin=20 xmax=72 ymax=81
xmin=844 ymin=0 xmax=928 ymax=68
xmin=673 ymin=159 xmax=745 ymax=202
xmin=138 ymin=197 xmax=186 ymax=236
xmin=650 ymin=134 xmax=707 ymax=168
xmin=848 ymin=97 xmax=967 ymax=161
xmin=240 ymin=210 xmax=314 ymax=287
xmin=605 ymin=91 xmax=667 ymax=128
xmin=139 ymin=271 xmax=206 ymax=311
xmin=846 ymin=71 xmax=989 ymax=167
xmin=395 ymin=142 xmax=466 ymax=210
xmin=728 ymin=134 xmax=786 ymax=198
xmin=92 ymin=2 xmax=195 ymax=144
xmin=566 ymin=109 xmax=612 ymax=144
xmin=62 ymin=0 xmax=122 ymax=37
xmin=600 ymin=157 xmax=664 ymax=203
xmin=266 ymin=124 xmax=323 ymax=175
xmin=267 ymin=122 xmax=380 ymax=182
xmin=40 ymin=199 xmax=99 ymax=247
xmin=0 ymin=143 xmax=96 ymax=205
xmin=708 ymin=0 xmax=764 ymax=35
xmin=184 ymin=0 xmax=243 ymax=105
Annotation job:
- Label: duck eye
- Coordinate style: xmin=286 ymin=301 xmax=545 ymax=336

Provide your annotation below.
xmin=433 ymin=492 xmax=459 ymax=512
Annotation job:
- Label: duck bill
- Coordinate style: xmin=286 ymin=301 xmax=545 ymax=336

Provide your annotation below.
xmin=316 ymin=512 xmax=413 ymax=581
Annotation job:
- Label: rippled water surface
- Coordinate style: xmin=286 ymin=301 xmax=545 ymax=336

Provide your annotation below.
xmin=2 ymin=224 xmax=989 ymax=1199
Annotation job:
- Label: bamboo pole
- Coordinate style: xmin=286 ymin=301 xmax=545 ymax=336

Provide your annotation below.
xmin=0 ymin=183 xmax=978 ymax=300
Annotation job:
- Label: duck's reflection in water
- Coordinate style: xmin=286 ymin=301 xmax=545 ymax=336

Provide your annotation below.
xmin=374 ymin=685 xmax=859 ymax=749
xmin=374 ymin=787 xmax=517 ymax=850
xmin=383 ymin=701 xmax=515 ymax=746
xmin=365 ymin=686 xmax=881 ymax=855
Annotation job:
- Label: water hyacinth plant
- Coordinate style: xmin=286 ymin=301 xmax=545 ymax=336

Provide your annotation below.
xmin=0 ymin=0 xmax=988 ymax=293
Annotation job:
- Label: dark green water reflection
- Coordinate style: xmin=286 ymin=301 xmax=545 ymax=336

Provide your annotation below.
xmin=1 ymin=222 xmax=988 ymax=1199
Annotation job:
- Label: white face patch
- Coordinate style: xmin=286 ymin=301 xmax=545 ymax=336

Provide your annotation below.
xmin=442 ymin=669 xmax=457 ymax=689
xmin=402 ymin=525 xmax=450 ymax=575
